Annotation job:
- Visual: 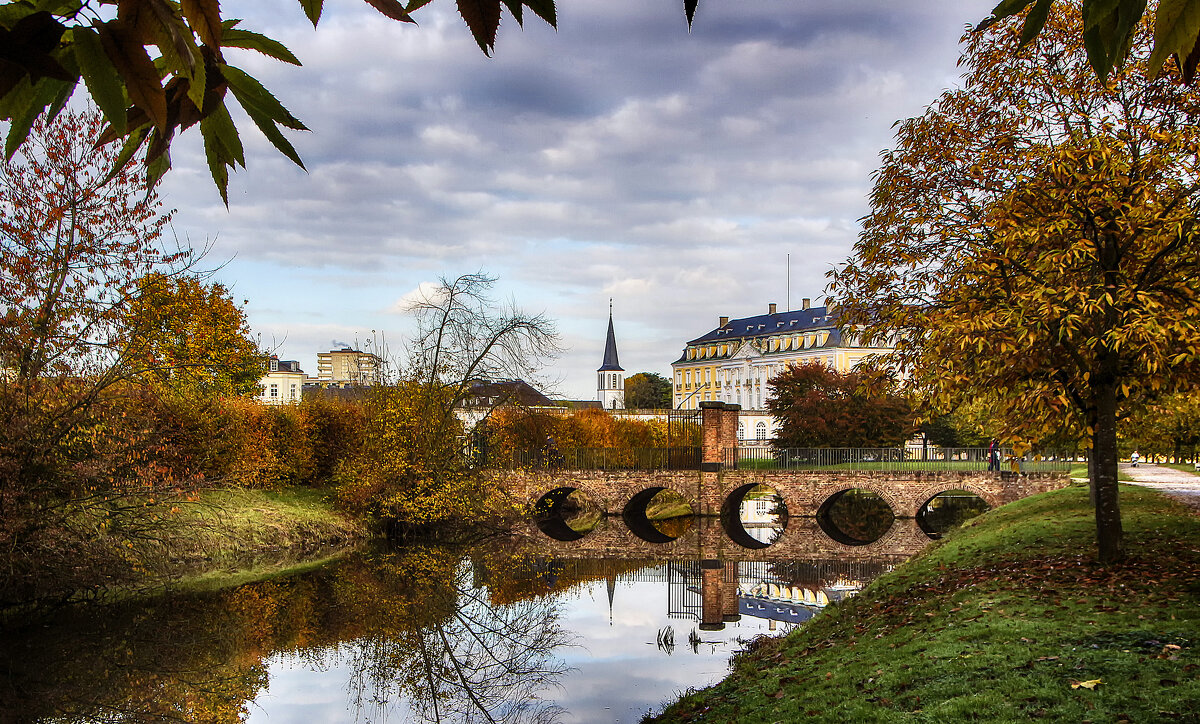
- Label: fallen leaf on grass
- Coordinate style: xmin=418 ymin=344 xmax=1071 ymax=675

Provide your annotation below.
xmin=1070 ymin=679 xmax=1102 ymax=690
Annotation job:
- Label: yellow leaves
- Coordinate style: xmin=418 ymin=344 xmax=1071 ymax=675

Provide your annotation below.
xmin=1070 ymin=678 xmax=1103 ymax=690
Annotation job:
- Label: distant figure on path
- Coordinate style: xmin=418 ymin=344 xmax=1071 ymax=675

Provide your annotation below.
xmin=1131 ymin=450 xmax=1140 ymax=468
xmin=987 ymin=439 xmax=1001 ymax=472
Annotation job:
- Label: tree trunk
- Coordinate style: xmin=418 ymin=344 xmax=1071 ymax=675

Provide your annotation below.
xmin=1091 ymin=379 xmax=1124 ymax=563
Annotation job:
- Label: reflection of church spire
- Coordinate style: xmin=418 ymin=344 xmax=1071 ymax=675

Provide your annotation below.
xmin=607 ymin=573 xmax=616 ymax=626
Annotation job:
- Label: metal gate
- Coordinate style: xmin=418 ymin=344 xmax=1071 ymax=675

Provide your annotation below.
xmin=665 ymin=408 xmax=702 ymax=469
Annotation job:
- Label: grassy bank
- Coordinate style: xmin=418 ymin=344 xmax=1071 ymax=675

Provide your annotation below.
xmin=152 ymin=486 xmax=368 ymax=592
xmin=2 ymin=486 xmax=368 ymax=610
xmin=648 ymin=483 xmax=1200 ymax=722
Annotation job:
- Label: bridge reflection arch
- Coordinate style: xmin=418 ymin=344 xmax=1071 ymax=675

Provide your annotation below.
xmin=719 ymin=483 xmax=788 ymax=550
xmin=533 ymin=487 xmax=596 ymax=542
xmin=621 ymin=487 xmax=694 ymax=543
xmin=916 ymin=488 xmax=991 ymax=539
xmin=816 ymin=488 xmax=895 ymax=546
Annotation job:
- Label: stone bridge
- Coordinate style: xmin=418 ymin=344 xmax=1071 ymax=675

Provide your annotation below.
xmin=490 ymin=467 xmax=1065 ymax=520
xmin=488 ymin=402 xmax=1069 ymax=554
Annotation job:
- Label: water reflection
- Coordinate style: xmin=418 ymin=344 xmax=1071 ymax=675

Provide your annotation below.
xmin=917 ymin=490 xmax=990 ymax=538
xmin=817 ymin=489 xmax=895 ymax=545
xmin=1 ymin=537 xmax=908 ymax=723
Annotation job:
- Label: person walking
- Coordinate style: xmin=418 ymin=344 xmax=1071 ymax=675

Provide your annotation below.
xmin=1131 ymin=450 xmax=1140 ymax=468
xmin=987 ymin=438 xmax=1001 ymax=472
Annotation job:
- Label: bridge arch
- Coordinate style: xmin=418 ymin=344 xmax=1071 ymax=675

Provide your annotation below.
xmin=531 ymin=486 xmax=602 ymax=542
xmin=814 ymin=486 xmax=897 ymax=546
xmin=911 ymin=481 xmax=1002 ymax=514
xmin=812 ymin=481 xmax=905 ymax=521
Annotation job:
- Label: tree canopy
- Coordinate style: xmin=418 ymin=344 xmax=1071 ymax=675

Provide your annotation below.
xmin=979 ymin=0 xmax=1200 ymax=83
xmin=624 ymin=372 xmax=672 ymax=410
xmin=831 ymin=6 xmax=1200 ymax=562
xmin=766 ymin=362 xmax=913 ymax=449
xmin=124 ymin=272 xmax=265 ymax=397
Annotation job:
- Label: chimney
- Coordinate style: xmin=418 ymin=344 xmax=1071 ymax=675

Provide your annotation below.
xmin=719 ymin=316 xmax=729 ymax=327
xmin=802 ymin=298 xmax=810 ymax=310
xmin=769 ymin=303 xmax=777 ymax=315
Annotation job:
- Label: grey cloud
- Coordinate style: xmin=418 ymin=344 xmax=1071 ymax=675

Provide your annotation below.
xmin=159 ymin=0 xmax=996 ymax=396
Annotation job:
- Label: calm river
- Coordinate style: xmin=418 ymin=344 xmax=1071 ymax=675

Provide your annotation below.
xmin=1 ymin=494 xmax=981 ymax=723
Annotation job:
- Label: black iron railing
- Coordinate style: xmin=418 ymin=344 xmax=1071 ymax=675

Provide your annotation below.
xmin=727 ymin=446 xmax=1073 ymax=472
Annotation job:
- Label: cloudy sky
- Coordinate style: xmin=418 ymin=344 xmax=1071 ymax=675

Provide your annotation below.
xmin=157 ymin=0 xmax=995 ymax=400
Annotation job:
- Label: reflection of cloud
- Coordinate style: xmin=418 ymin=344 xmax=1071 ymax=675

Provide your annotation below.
xmin=549 ymin=578 xmax=783 ymax=721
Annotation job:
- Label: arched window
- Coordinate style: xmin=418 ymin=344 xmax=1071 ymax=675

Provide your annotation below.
xmin=737 ymin=424 xmax=745 ymax=440
xmin=756 ymin=422 xmax=767 ymax=440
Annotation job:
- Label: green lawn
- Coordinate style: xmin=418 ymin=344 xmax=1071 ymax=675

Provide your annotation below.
xmin=647 ymin=483 xmax=1200 ymax=723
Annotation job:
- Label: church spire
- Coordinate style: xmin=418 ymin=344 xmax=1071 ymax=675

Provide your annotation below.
xmin=597 ymin=300 xmax=625 ymax=409
xmin=599 ymin=300 xmax=622 ymax=372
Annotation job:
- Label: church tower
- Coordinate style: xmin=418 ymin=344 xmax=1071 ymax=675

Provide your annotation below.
xmin=597 ymin=302 xmax=625 ymax=409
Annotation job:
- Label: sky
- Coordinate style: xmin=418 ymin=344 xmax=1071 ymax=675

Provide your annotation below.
xmin=156 ymin=0 xmax=997 ymax=401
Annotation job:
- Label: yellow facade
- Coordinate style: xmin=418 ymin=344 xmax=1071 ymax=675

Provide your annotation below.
xmin=670 ymin=301 xmax=892 ymax=410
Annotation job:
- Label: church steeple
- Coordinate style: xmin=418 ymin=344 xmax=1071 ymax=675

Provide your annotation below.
xmin=597 ymin=300 xmax=625 ymax=409
xmin=599 ymin=301 xmax=622 ymax=372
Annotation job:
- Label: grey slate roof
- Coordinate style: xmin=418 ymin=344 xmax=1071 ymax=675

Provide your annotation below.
xmin=674 ymin=306 xmax=843 ymax=365
xmin=598 ymin=314 xmax=623 ymax=371
xmin=688 ymin=306 xmax=836 ymax=345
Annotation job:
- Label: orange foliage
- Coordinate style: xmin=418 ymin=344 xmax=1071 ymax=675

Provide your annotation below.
xmin=485 ymin=407 xmax=680 ymax=459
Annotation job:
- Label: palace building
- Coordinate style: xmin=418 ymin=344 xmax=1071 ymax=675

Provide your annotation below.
xmin=670 ymin=298 xmax=892 ymax=411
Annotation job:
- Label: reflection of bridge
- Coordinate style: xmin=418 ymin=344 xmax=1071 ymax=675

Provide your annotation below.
xmin=483 ymin=553 xmax=891 ymax=633
xmin=516 ymin=514 xmax=938 ymax=562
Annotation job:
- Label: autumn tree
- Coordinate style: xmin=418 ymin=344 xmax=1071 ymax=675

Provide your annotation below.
xmin=766 ymin=362 xmax=913 ymax=449
xmin=124 ymin=272 xmax=265 ymax=397
xmin=0 ymin=106 xmax=198 ymax=599
xmin=405 ymin=272 xmax=560 ymax=425
xmin=336 ymin=273 xmax=560 ymax=529
xmin=0 ymin=107 xmax=181 ymax=490
xmin=979 ymin=0 xmax=1200 ymax=83
xmin=624 ymin=372 xmax=672 ymax=409
xmin=830 ymin=7 xmax=1200 ymax=562
xmin=1122 ymin=390 xmax=1200 ymax=461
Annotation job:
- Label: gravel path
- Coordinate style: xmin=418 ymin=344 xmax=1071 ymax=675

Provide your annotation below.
xmin=1121 ymin=463 xmax=1200 ymax=514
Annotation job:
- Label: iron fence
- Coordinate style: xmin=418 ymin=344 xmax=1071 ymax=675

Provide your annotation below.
xmin=727 ymin=446 xmax=1075 ymax=472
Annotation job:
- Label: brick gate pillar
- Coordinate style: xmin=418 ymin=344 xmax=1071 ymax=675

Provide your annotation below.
xmin=700 ymin=401 xmax=741 ymax=472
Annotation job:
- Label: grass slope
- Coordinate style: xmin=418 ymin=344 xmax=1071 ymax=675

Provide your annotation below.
xmin=648 ymin=483 xmax=1200 ymax=723
xmin=155 ymin=486 xmax=367 ymax=591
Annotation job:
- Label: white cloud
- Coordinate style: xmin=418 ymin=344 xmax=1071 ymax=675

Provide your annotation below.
xmin=156 ymin=0 xmax=997 ymax=397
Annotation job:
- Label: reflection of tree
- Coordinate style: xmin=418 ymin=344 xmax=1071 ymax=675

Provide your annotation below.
xmin=0 ymin=544 xmax=573 ymax=723
xmin=342 ymin=559 xmax=572 ymax=724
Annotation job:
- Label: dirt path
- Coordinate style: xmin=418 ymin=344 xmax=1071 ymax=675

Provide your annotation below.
xmin=1121 ymin=463 xmax=1200 ymax=514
